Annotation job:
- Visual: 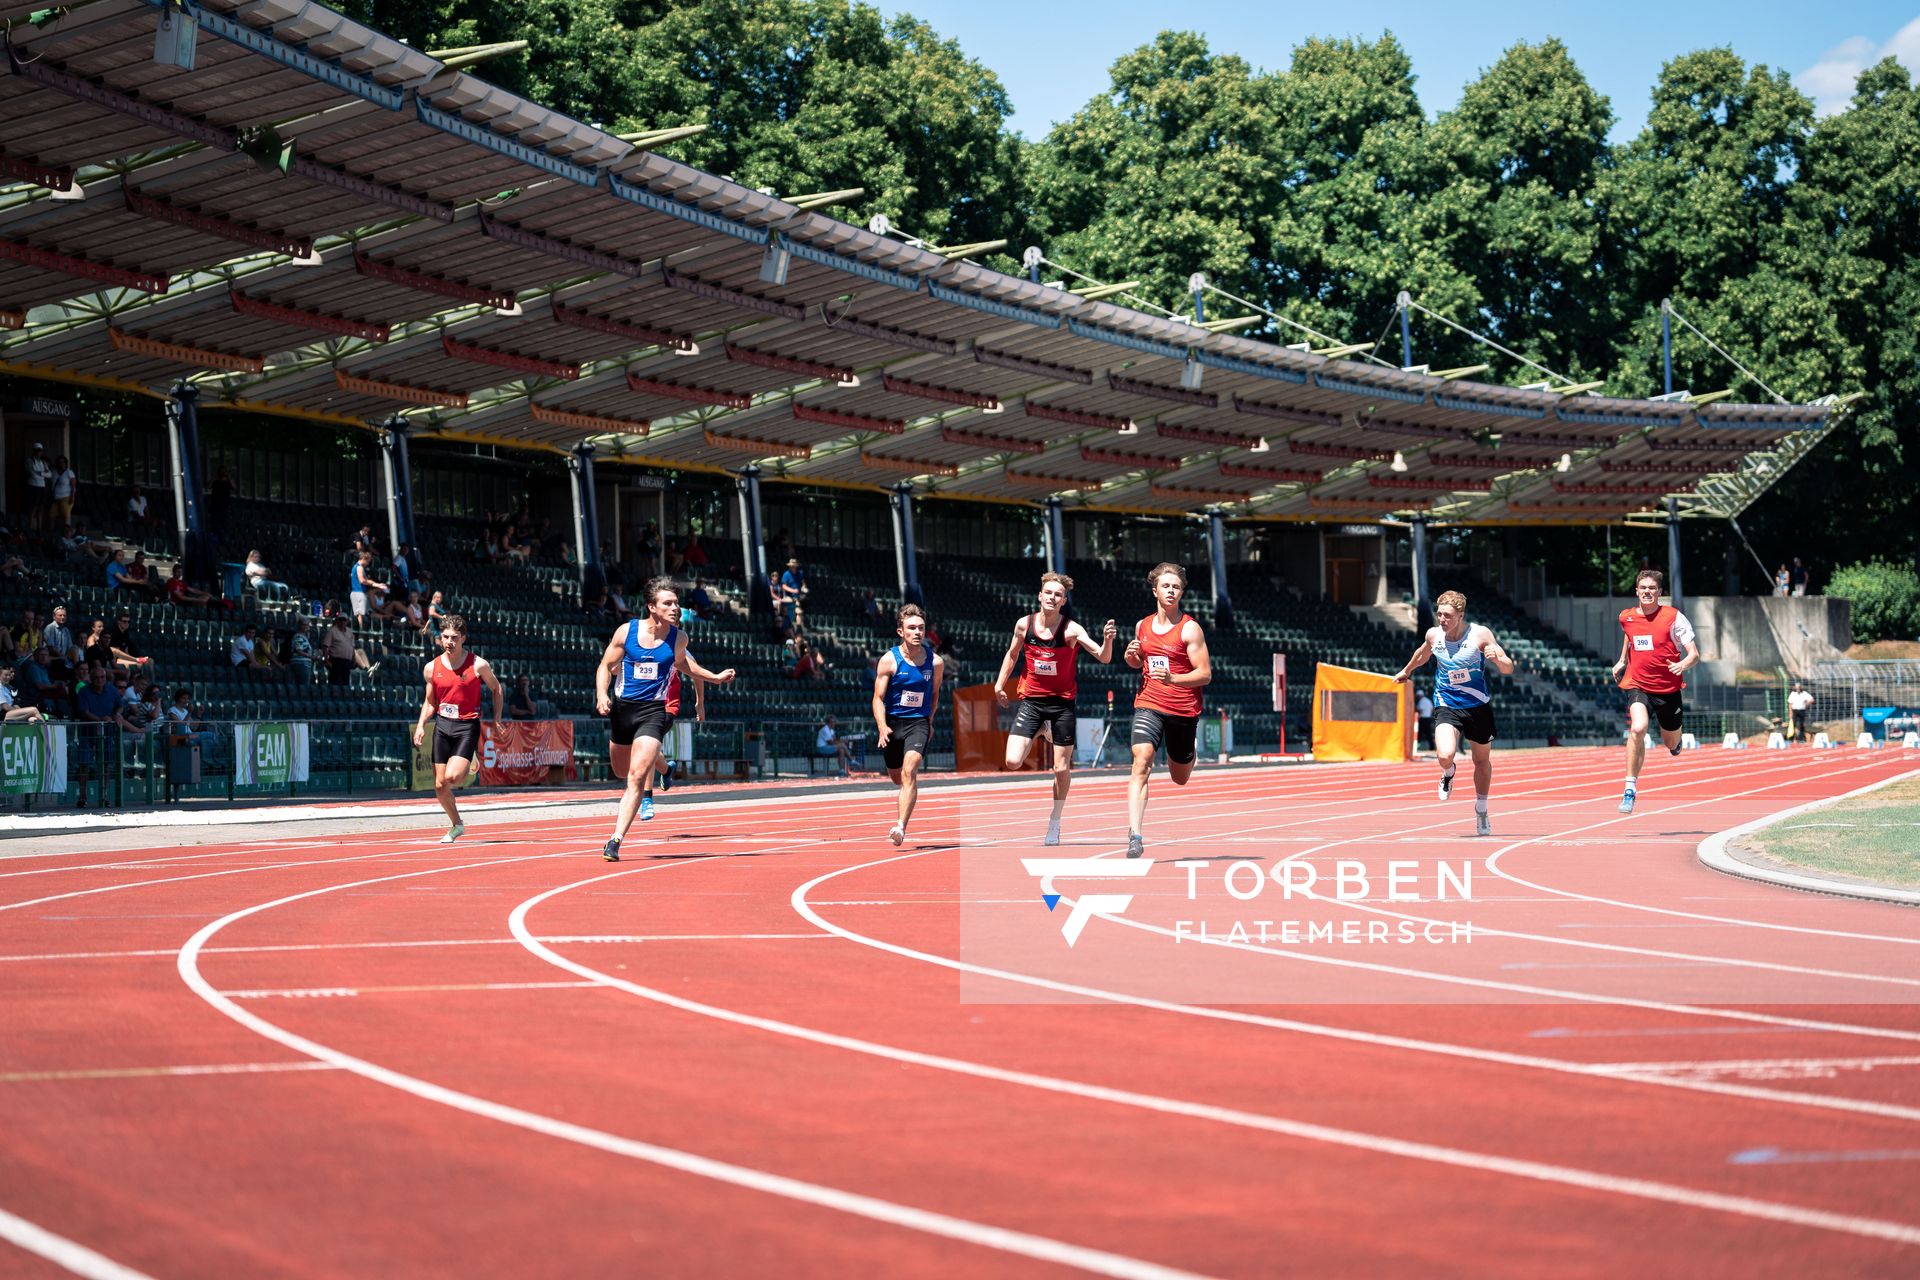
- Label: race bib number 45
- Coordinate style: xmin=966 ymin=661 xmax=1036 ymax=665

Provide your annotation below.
xmin=438 ymin=702 xmax=463 ymax=717
xmin=1631 ymin=635 xmax=1654 ymax=651
xmin=899 ymin=690 xmax=925 ymax=709
xmin=631 ymin=660 xmax=660 ymax=682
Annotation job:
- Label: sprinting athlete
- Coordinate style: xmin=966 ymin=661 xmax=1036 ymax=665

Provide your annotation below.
xmin=993 ymin=572 xmax=1117 ymax=845
xmin=1612 ymin=568 xmax=1698 ymax=814
xmin=596 ymin=578 xmax=735 ymax=861
xmin=638 ymin=659 xmax=707 ymax=812
xmin=1121 ymin=562 xmax=1211 ymax=858
xmin=410 ymin=614 xmax=504 ymax=844
xmin=873 ymin=603 xmax=945 ymax=846
xmin=1393 ymin=589 xmax=1515 ymax=836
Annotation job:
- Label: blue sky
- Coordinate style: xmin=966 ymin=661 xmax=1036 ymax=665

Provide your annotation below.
xmin=885 ymin=1 xmax=1920 ymax=138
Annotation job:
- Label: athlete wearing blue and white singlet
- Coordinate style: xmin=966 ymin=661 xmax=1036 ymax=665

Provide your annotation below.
xmin=872 ymin=605 xmax=945 ymax=846
xmin=1394 ymin=591 xmax=1514 ymax=834
xmin=884 ymin=644 xmax=935 ymax=721
xmin=611 ymin=618 xmax=677 ymax=746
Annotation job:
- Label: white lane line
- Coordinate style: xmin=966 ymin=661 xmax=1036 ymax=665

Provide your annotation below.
xmin=0 ymin=933 xmax=832 ymax=965
xmin=511 ymin=866 xmax=1920 ymax=1248
xmin=175 ymin=853 xmax=1207 ymax=1280
xmin=1589 ymin=1056 xmax=1920 ymax=1075
xmin=223 ymin=981 xmax=602 ymax=999
xmin=0 ymin=1062 xmax=340 ymax=1084
xmin=0 ymin=1205 xmax=158 ymax=1280
xmin=793 ymin=849 xmax=1920 ymax=1126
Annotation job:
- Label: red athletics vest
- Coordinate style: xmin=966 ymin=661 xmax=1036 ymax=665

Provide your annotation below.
xmin=1618 ymin=605 xmax=1685 ymax=694
xmin=1134 ymin=613 xmax=1201 ymax=716
xmin=429 ymin=651 xmax=482 ymax=720
xmin=1017 ymin=613 xmax=1078 ymax=700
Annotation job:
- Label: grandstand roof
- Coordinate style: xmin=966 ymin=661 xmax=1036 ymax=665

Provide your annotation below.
xmin=0 ymin=0 xmax=1842 ymax=524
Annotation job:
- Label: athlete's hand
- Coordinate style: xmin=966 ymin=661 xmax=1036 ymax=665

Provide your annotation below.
xmin=492 ymin=719 xmax=505 ymax=735
xmin=1666 ymin=660 xmax=1688 ymax=676
xmin=411 ymin=725 xmax=424 ymax=747
xmin=1610 ymin=662 xmax=1624 ymax=681
xmin=713 ymin=668 xmax=737 ymax=684
xmin=876 ymin=724 xmax=892 ymax=748
xmin=1124 ymin=639 xmax=1142 ymax=667
xmin=1392 ymin=671 xmax=1409 ymax=684
xmin=596 ymin=695 xmax=611 ymax=717
xmin=995 ymin=684 xmax=1009 ymax=705
xmin=1102 ymin=619 xmax=1117 ymax=643
xmin=1150 ymin=667 xmax=1175 ymax=685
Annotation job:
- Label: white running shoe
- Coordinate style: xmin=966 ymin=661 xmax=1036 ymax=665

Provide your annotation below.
xmin=1043 ymin=819 xmax=1061 ymax=847
xmin=1438 ymin=769 xmax=1455 ymax=801
xmin=1475 ymin=810 xmax=1491 ymax=837
xmin=440 ymin=821 xmax=464 ymax=844
xmin=887 ymin=825 xmax=905 ymax=846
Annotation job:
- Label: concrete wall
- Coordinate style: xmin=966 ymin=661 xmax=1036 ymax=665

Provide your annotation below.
xmin=1535 ymin=595 xmax=1852 ymax=675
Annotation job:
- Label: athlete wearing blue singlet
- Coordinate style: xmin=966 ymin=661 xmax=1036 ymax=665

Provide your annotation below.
xmin=1394 ymin=589 xmax=1514 ymax=835
xmin=595 ymin=577 xmax=736 ymax=861
xmin=871 ymin=603 xmax=944 ymax=846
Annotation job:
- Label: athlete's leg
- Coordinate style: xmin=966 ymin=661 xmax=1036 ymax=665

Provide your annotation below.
xmin=1434 ymin=722 xmax=1460 ymax=798
xmin=1127 ymin=742 xmax=1155 ymax=834
xmin=1167 ymin=758 xmax=1194 ymax=786
xmin=1049 ymin=742 xmax=1073 ymax=820
xmin=431 ymin=761 xmax=460 ymax=824
xmin=612 ymin=735 xmax=664 ymax=843
xmin=1625 ymin=701 xmax=1650 ymax=778
xmin=896 ymin=751 xmax=924 ymax=831
xmin=1470 ymin=738 xmax=1492 ymax=798
xmin=609 ymin=742 xmax=630 ymax=784
xmin=1003 ymin=734 xmax=1035 ymax=771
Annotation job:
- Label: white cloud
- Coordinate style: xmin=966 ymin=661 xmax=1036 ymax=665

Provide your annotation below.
xmin=1797 ymin=15 xmax=1920 ymax=115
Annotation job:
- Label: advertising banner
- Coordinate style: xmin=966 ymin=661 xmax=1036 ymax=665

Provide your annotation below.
xmin=477 ymin=721 xmax=576 ymax=786
xmin=233 ymin=723 xmax=309 ymax=785
xmin=0 ymin=723 xmax=66 ymax=794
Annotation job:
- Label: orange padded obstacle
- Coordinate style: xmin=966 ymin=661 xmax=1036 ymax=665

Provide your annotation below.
xmin=1310 ymin=663 xmax=1414 ymax=763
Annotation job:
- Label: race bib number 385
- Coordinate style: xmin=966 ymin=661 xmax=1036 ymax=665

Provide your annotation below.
xmin=899 ymin=690 xmax=925 ymax=709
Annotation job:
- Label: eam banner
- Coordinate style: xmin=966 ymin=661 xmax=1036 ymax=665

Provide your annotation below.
xmin=0 ymin=723 xmax=67 ymax=794
xmin=234 ymin=723 xmax=310 ymax=786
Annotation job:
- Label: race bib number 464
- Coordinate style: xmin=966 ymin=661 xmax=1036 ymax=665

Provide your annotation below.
xmin=1033 ymin=659 xmax=1057 ymax=676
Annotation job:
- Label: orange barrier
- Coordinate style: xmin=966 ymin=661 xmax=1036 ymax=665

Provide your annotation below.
xmin=1310 ymin=664 xmax=1414 ymax=762
xmin=952 ymin=684 xmax=1006 ymax=772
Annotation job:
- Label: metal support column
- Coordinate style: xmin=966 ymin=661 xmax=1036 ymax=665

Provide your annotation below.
xmin=1667 ymin=496 xmax=1683 ymax=611
xmin=1044 ymin=496 xmax=1067 ymax=578
xmin=1661 ymin=298 xmax=1674 ymax=397
xmin=164 ymin=383 xmax=210 ymax=583
xmin=735 ymin=465 xmax=769 ymax=619
xmin=890 ymin=483 xmax=923 ymax=607
xmin=1410 ymin=514 xmax=1432 ymax=634
xmin=568 ymin=444 xmax=601 ymax=591
xmin=1397 ymin=290 xmax=1414 ymax=368
xmin=1207 ymin=508 xmax=1234 ymax=631
xmin=1604 ymin=522 xmax=1614 ymax=615
xmin=378 ymin=417 xmax=415 ymax=559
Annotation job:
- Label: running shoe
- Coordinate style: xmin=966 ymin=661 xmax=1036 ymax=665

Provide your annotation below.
xmin=1438 ymin=768 xmax=1455 ymax=801
xmin=1668 ymin=742 xmax=1683 ymax=757
xmin=887 ymin=825 xmax=905 ymax=847
xmin=1618 ymin=788 xmax=1636 ymax=815
xmin=1475 ymin=811 xmax=1492 ymax=837
xmin=602 ymin=837 xmax=621 ymax=863
xmin=640 ymin=795 xmax=655 ymax=822
xmin=1127 ymin=832 xmax=1144 ymax=859
xmin=1043 ymin=819 xmax=1062 ymax=847
xmin=658 ymin=761 xmax=675 ymax=792
xmin=439 ymin=821 xmax=464 ymax=844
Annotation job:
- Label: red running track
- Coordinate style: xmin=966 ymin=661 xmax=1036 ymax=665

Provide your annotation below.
xmin=1 ymin=747 xmax=1917 ymax=1278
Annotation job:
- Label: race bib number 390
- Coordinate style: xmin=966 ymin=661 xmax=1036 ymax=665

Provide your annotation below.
xmin=631 ymin=660 xmax=660 ymax=682
xmin=1632 ymin=635 xmax=1654 ymax=651
xmin=899 ymin=690 xmax=925 ymax=709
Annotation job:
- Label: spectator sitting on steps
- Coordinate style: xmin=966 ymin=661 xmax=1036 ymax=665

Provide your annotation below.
xmin=0 ymin=665 xmax=44 ymax=723
xmin=814 ymin=714 xmax=853 ymax=776
xmin=229 ymin=624 xmax=258 ymax=671
xmin=163 ymin=563 xmax=218 ymax=611
xmin=245 ymin=550 xmax=291 ymax=600
xmin=507 ymin=674 xmax=538 ymax=720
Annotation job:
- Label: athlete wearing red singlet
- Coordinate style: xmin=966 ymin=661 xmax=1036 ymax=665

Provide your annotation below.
xmin=410 ymin=615 xmax=504 ymax=844
xmin=992 ymin=572 xmax=1116 ymax=845
xmin=1609 ymin=568 xmax=1699 ymax=814
xmin=1120 ymin=562 xmax=1211 ymax=857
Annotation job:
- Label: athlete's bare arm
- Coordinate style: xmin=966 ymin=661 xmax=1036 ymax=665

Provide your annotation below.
xmin=993 ymin=616 xmax=1028 ymax=704
xmin=594 ymin=623 xmax=629 ymax=717
xmin=475 ymin=656 xmax=506 ymax=728
xmin=1123 ymin=633 xmax=1143 ymax=669
xmin=1480 ymin=630 xmax=1516 ymax=676
xmin=673 ymin=631 xmax=736 ymax=684
xmin=871 ymin=652 xmax=897 ymax=746
xmin=1610 ymin=634 xmax=1630 ymax=683
xmin=1151 ymin=620 xmax=1211 ymax=687
xmin=1393 ymin=630 xmax=1436 ymax=683
xmin=1670 ymin=637 xmax=1700 ymax=679
xmin=411 ymin=659 xmax=438 ymax=746
xmin=1070 ymin=618 xmax=1118 ymax=663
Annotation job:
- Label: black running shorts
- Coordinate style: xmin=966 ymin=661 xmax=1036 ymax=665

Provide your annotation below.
xmin=1432 ymin=702 xmax=1496 ymax=745
xmin=1131 ymin=707 xmax=1200 ymax=764
xmin=611 ymin=698 xmax=673 ymax=747
xmin=1010 ymin=696 xmax=1076 ymax=747
xmin=1626 ymin=688 xmax=1684 ymax=734
xmin=433 ymin=717 xmax=483 ymax=764
xmin=882 ymin=715 xmax=932 ymax=770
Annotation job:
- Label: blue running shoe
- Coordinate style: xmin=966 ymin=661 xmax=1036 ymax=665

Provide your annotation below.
xmin=602 ymin=838 xmax=621 ymax=863
xmin=640 ymin=796 xmax=655 ymax=822
xmin=658 ymin=760 xmax=675 ymax=792
xmin=1618 ymin=787 xmax=1636 ymax=815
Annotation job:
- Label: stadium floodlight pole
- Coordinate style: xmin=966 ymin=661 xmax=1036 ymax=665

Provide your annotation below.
xmin=1605 ymin=522 xmax=1614 ymax=614
xmin=1662 ymin=298 xmax=1674 ymax=397
xmin=568 ymin=443 xmax=600 ymax=587
xmin=889 ymin=482 xmax=924 ymax=607
xmin=377 ymin=415 xmax=416 ymax=556
xmin=1398 ymin=290 xmax=1415 ymax=369
xmin=1023 ymin=246 xmax=1043 ymax=285
xmin=1667 ymin=495 xmax=1683 ymax=612
xmin=1207 ymin=507 xmax=1234 ymax=632
xmin=164 ymin=382 xmax=209 ymax=582
xmin=1044 ymin=494 xmax=1068 ymax=580
xmin=1410 ymin=513 xmax=1432 ymax=634
xmin=735 ymin=465 xmax=769 ymax=620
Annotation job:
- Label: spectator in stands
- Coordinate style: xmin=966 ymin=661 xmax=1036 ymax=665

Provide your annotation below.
xmin=252 ymin=629 xmax=286 ymax=680
xmin=664 ymin=537 xmax=686 ymax=575
xmin=289 ymin=617 xmax=314 ymax=683
xmin=424 ymin=589 xmax=449 ymax=640
xmin=636 ymin=521 xmax=661 ymax=578
xmin=129 ymin=684 xmax=165 ymax=739
xmin=683 ymin=532 xmax=709 ymax=574
xmin=17 ymin=645 xmax=62 ymax=716
xmin=64 ymin=522 xmax=113 ymax=566
xmin=120 ymin=550 xmax=164 ymax=601
xmin=0 ymin=548 xmax=36 ymax=583
xmin=84 ymin=615 xmax=148 ymax=675
xmin=208 ymin=466 xmax=235 ymax=541
xmin=814 ymin=715 xmax=854 ymax=776
xmin=775 ymin=558 xmax=805 ymax=635
xmin=1774 ymin=564 xmax=1789 ymax=597
xmin=229 ymin=624 xmax=257 ymax=671
xmin=48 ymin=454 xmax=76 ymax=529
xmin=72 ymin=665 xmax=123 ymax=806
xmin=107 ymin=614 xmax=147 ymax=674
xmin=127 ymin=483 xmax=160 ymax=530
xmin=164 ymin=563 xmax=217 ymax=611
xmin=1790 ymin=557 xmax=1809 ymax=597
xmin=24 ymin=441 xmax=51 ymax=533
xmin=685 ymin=578 xmax=719 ymax=622
xmin=323 ymin=615 xmax=354 ymax=685
xmin=349 ymin=552 xmax=388 ymax=627
xmin=393 ymin=542 xmax=417 ymax=588
xmin=105 ymin=550 xmax=133 ymax=594
xmin=862 ymin=590 xmax=882 ymax=626
xmin=0 ymin=621 xmax=12 ymax=665
xmin=41 ymin=605 xmax=81 ymax=683
xmin=559 ymin=540 xmax=576 ymax=571
xmin=0 ymin=664 xmax=44 ymax=723
xmin=16 ymin=609 xmax=41 ymax=661
xmin=787 ymin=636 xmax=825 ymax=682
xmin=244 ymin=549 xmax=291 ymax=600
xmin=507 ymin=674 xmax=538 ymax=720
xmin=401 ymin=589 xmax=430 ymax=644
xmin=168 ymin=688 xmax=217 ymax=761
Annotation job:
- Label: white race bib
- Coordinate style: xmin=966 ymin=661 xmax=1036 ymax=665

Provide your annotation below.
xmin=1632 ymin=635 xmax=1654 ymax=651
xmin=438 ymin=701 xmax=463 ymax=718
xmin=899 ymin=689 xmax=925 ymax=709
xmin=1447 ymin=667 xmax=1472 ymax=685
xmin=1147 ymin=655 xmax=1170 ymax=675
xmin=1032 ymin=659 xmax=1057 ymax=676
xmin=631 ymin=660 xmax=660 ymax=682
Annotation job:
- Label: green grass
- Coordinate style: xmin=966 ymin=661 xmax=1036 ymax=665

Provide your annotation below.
xmin=1744 ymin=777 xmax=1920 ymax=887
